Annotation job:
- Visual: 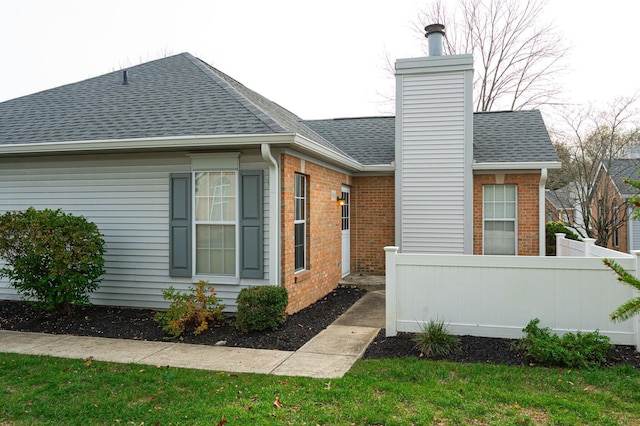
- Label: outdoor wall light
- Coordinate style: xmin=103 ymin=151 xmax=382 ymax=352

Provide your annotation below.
xmin=337 ymin=196 xmax=346 ymax=206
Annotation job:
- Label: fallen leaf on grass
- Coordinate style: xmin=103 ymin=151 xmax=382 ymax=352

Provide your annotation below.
xmin=216 ymin=421 xmax=228 ymax=426
xmin=274 ymin=397 xmax=283 ymax=408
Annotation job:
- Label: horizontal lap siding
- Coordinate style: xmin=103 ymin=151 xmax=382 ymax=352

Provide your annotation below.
xmin=401 ymin=73 xmax=466 ymax=253
xmin=0 ymin=152 xmax=270 ymax=309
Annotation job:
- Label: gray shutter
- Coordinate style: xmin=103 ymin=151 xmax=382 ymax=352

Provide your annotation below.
xmin=169 ymin=173 xmax=192 ymax=277
xmin=240 ymin=170 xmax=264 ymax=279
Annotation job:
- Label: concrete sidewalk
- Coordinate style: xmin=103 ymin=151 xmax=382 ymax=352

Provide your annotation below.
xmin=0 ymin=289 xmax=385 ymax=379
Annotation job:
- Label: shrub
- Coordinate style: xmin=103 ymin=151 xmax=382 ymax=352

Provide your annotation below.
xmin=155 ymin=281 xmax=225 ymax=338
xmin=0 ymin=207 xmax=106 ymax=315
xmin=235 ymin=286 xmax=288 ymax=333
xmin=514 ymin=318 xmax=612 ymax=369
xmin=545 ymin=221 xmax=581 ymax=256
xmin=413 ymin=319 xmax=459 ymax=358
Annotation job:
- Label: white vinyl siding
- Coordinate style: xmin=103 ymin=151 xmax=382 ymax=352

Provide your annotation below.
xmin=399 ymin=71 xmax=468 ymax=253
xmin=0 ymin=152 xmax=270 ymax=310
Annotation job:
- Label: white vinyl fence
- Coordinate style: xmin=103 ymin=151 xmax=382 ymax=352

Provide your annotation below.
xmin=385 ymin=243 xmax=640 ymax=349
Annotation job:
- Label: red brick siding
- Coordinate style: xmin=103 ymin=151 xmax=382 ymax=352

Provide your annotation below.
xmin=351 ymin=175 xmax=395 ymax=274
xmin=473 ymin=173 xmax=541 ymax=256
xmin=281 ymin=154 xmax=349 ymax=314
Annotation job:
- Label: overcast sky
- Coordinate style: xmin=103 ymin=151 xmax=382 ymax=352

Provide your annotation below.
xmin=0 ymin=0 xmax=638 ymax=122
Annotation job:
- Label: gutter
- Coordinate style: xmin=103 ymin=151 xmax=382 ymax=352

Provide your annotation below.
xmin=472 ymin=161 xmax=562 ymax=171
xmin=0 ymin=133 xmax=297 ymax=156
xmin=261 ymin=144 xmax=281 ymax=287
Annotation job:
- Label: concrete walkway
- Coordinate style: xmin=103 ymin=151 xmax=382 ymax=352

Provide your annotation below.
xmin=0 ymin=289 xmax=385 ymax=379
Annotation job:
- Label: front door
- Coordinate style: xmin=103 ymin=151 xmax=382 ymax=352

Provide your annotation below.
xmin=341 ymin=186 xmax=350 ymax=277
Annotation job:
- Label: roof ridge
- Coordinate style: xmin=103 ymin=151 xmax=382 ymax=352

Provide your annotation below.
xmin=181 ymin=53 xmax=287 ymax=134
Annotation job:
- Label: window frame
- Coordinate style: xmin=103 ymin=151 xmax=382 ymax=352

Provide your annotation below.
xmin=482 ymin=184 xmax=518 ymax=255
xmin=193 ymin=170 xmax=239 ymax=279
xmin=294 ymin=173 xmax=307 ymax=272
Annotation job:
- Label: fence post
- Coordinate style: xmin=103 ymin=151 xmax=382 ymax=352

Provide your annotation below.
xmin=633 ymin=250 xmax=640 ymax=351
xmin=584 ymin=238 xmax=596 ymax=257
xmin=555 ymin=233 xmax=565 ymax=256
xmin=384 ymin=246 xmax=399 ymax=337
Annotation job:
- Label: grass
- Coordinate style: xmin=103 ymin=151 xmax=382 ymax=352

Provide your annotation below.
xmin=1 ymin=354 xmax=639 ymax=425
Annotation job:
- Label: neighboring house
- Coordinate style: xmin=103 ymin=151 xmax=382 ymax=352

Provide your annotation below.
xmin=592 ymin=158 xmax=640 ymax=252
xmin=545 ymin=188 xmax=578 ymax=227
xmin=0 ymin=48 xmax=559 ymax=312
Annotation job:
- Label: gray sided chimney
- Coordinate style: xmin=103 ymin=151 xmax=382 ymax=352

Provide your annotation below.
xmin=394 ymin=24 xmax=474 ymax=255
xmin=425 ymin=23 xmax=445 ymax=56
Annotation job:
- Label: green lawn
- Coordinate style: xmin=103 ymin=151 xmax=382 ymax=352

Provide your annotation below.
xmin=1 ymin=353 xmax=638 ymax=425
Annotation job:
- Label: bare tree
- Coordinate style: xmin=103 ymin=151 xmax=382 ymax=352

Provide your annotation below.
xmin=552 ymin=97 xmax=640 ymax=246
xmin=418 ymin=0 xmax=568 ymax=111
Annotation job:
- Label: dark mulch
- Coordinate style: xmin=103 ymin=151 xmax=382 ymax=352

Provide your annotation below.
xmin=2 ymin=287 xmax=640 ymax=370
xmin=363 ymin=330 xmax=640 ymax=369
xmin=0 ymin=286 xmax=365 ymax=352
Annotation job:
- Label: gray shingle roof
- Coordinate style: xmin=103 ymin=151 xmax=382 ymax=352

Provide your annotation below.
xmin=0 ymin=52 xmax=351 ymax=160
xmin=301 ymin=117 xmax=395 ymax=165
xmin=473 ymin=110 xmax=558 ymax=163
xmin=303 ymin=111 xmax=558 ymax=166
xmin=0 ymin=53 xmax=556 ymax=168
xmin=608 ymin=158 xmax=640 ymax=197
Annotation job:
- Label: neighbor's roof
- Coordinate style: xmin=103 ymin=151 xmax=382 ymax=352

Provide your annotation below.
xmin=304 ymin=111 xmax=558 ymax=166
xmin=607 ymin=158 xmax=640 ymax=197
xmin=0 ymin=52 xmax=352 ymax=160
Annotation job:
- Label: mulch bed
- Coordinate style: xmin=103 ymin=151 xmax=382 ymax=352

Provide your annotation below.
xmin=1 ymin=286 xmax=639 ymax=370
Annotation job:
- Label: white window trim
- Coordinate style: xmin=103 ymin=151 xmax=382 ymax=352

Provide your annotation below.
xmin=294 ymin=173 xmax=307 ymax=272
xmin=192 ymin=170 xmax=240 ymax=283
xmin=482 ymin=184 xmax=518 ymax=255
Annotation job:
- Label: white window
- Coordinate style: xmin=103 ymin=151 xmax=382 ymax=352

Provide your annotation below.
xmin=294 ymin=174 xmax=307 ymax=272
xmin=483 ymin=184 xmax=517 ymax=255
xmin=194 ymin=171 xmax=237 ymax=275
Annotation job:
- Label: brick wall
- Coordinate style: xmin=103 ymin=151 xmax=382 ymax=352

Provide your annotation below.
xmin=281 ymin=154 xmax=349 ymax=314
xmin=351 ymin=175 xmax=395 ymax=274
xmin=473 ymin=173 xmax=541 ymax=256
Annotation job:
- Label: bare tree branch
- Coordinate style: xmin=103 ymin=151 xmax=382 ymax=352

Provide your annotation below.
xmin=418 ymin=0 xmax=569 ymax=111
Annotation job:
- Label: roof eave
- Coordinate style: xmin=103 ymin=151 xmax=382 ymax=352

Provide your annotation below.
xmin=291 ymin=135 xmax=363 ymax=172
xmin=0 ymin=133 xmax=297 ymax=156
xmin=472 ymin=161 xmax=562 ymax=171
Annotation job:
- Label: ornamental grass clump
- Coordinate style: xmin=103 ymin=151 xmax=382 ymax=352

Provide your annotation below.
xmin=413 ymin=319 xmax=459 ymax=358
xmin=0 ymin=207 xmax=106 ymax=315
xmin=155 ymin=280 xmax=225 ymax=338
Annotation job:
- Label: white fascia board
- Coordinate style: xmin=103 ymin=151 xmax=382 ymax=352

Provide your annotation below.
xmin=0 ymin=133 xmax=297 ymax=156
xmin=472 ymin=161 xmax=562 ymax=171
xmin=395 ymin=54 xmax=474 ymax=75
xmin=291 ymin=135 xmax=363 ymax=172
xmin=359 ymin=164 xmax=395 ymax=174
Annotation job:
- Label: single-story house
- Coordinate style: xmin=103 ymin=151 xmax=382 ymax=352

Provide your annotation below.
xmin=0 ymin=45 xmax=560 ymax=312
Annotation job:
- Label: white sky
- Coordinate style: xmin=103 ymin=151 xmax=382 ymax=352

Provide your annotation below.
xmin=0 ymin=0 xmax=638 ymax=123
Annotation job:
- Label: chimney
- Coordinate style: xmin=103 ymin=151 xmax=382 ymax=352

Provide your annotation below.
xmin=425 ymin=23 xmax=445 ymax=56
xmin=122 ymin=70 xmax=129 ymax=85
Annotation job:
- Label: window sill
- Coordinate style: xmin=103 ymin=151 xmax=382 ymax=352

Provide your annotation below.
xmin=193 ymin=275 xmax=239 ymax=285
xmin=294 ymin=270 xmax=310 ymax=283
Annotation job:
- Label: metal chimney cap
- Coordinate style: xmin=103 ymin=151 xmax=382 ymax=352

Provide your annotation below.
xmin=425 ymin=23 xmax=445 ymax=38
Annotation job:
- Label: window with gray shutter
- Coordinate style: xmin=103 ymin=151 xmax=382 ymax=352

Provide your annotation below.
xmin=169 ymin=173 xmax=192 ymax=277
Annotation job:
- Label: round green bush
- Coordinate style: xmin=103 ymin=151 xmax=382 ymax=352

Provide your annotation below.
xmin=234 ymin=286 xmax=288 ymax=333
xmin=0 ymin=207 xmax=106 ymax=315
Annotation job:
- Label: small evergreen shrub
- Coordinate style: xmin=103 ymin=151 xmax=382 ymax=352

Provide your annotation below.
xmin=545 ymin=221 xmax=581 ymax=256
xmin=235 ymin=286 xmax=288 ymax=333
xmin=413 ymin=319 xmax=459 ymax=358
xmin=0 ymin=207 xmax=106 ymax=315
xmin=155 ymin=281 xmax=225 ymax=338
xmin=514 ymin=318 xmax=612 ymax=369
